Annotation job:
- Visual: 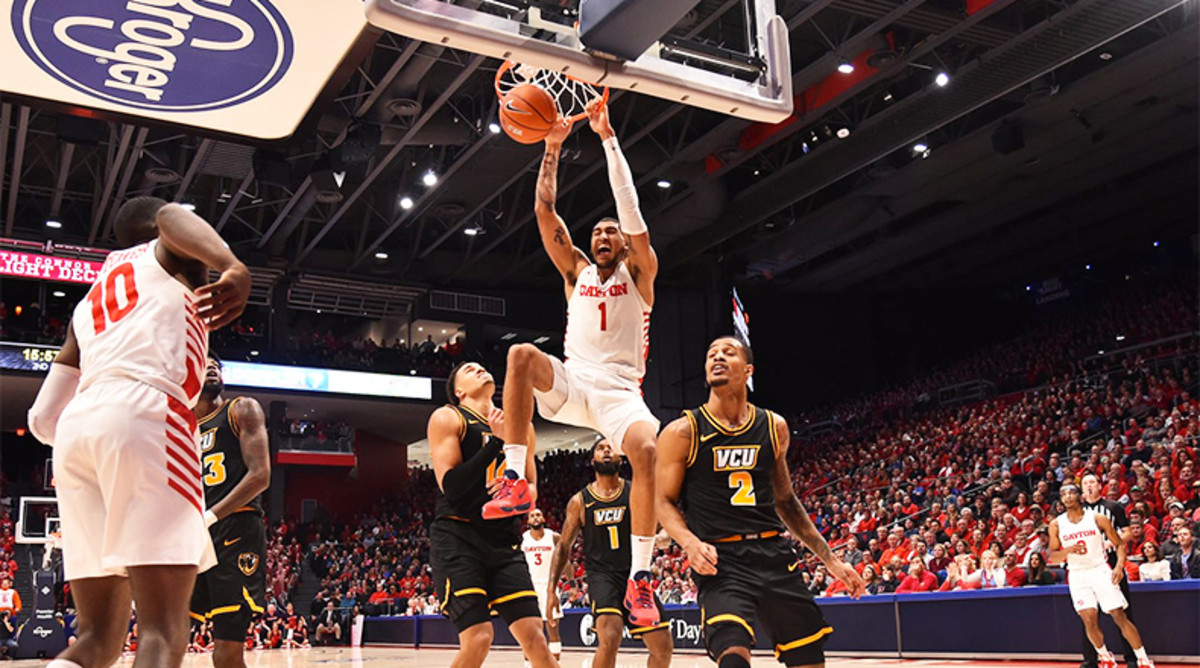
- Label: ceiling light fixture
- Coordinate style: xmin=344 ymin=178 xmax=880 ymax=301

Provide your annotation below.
xmin=836 ymin=127 xmax=851 ymax=139
xmin=934 ymin=71 xmax=950 ymax=87
xmin=912 ymin=142 xmax=929 ymax=153
xmin=45 ymin=219 xmax=62 ymax=229
xmin=374 ymin=252 xmax=389 ymax=260
xmin=488 ymin=122 xmax=501 ymax=134
xmin=837 ymin=60 xmax=855 ymax=74
xmin=656 ymin=179 xmax=672 ymax=189
xmin=422 ymin=170 xmax=438 ymax=186
xmin=399 ymin=196 xmax=414 ymax=210
xmin=52 ymin=291 xmax=65 ymax=298
xmin=180 ymin=202 xmax=196 ymax=212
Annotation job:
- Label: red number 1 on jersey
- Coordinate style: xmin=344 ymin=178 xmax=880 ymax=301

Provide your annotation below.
xmin=85 ymin=262 xmax=139 ymax=335
xmin=598 ymin=302 xmax=607 ymax=331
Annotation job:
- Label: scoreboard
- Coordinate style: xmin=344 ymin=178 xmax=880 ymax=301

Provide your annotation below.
xmin=0 ymin=342 xmax=60 ymax=372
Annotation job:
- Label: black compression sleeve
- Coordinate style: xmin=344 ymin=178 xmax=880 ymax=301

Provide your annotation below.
xmin=441 ymin=436 xmax=504 ymax=506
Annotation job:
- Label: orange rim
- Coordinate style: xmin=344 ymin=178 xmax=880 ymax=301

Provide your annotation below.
xmin=495 ymin=60 xmax=609 ymax=123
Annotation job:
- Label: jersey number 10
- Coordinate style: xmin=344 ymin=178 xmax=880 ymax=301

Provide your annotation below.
xmin=85 ymin=263 xmax=139 ymax=335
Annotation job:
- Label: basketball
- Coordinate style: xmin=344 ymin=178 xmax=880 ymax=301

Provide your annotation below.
xmin=498 ymin=83 xmax=557 ymax=144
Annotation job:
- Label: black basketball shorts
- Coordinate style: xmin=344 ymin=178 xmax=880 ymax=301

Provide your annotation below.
xmin=189 ymin=511 xmax=267 ymax=642
xmin=693 ymin=537 xmax=832 ymax=666
xmin=430 ymin=518 xmax=541 ymax=633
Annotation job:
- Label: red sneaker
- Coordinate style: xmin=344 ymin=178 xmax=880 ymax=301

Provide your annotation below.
xmin=482 ymin=472 xmax=532 ymax=519
xmin=623 ymin=571 xmax=659 ymax=628
xmin=1098 ymin=656 xmax=1117 ymax=668
xmin=1138 ymin=660 xmax=1156 ymax=668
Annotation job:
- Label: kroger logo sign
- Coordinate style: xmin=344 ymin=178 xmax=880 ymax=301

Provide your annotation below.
xmin=12 ymin=0 xmax=294 ymax=111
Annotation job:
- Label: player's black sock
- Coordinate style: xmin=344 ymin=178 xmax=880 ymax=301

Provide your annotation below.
xmin=718 ymin=653 xmax=751 ymax=668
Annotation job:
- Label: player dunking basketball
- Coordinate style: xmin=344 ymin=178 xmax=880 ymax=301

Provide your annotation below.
xmin=656 ymin=337 xmax=864 ymax=668
xmin=189 ymin=353 xmax=270 ymax=668
xmin=427 ymin=361 xmax=559 ymax=668
xmin=1049 ymin=484 xmax=1155 ymax=668
xmin=27 ymin=197 xmax=250 ymax=668
xmin=500 ymin=97 xmax=663 ymax=627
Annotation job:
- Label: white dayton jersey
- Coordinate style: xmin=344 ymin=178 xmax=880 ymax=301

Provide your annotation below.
xmin=564 ymin=261 xmax=650 ymax=383
xmin=522 ymin=529 xmax=557 ymax=585
xmin=1057 ymin=510 xmax=1108 ymax=571
xmin=72 ymin=240 xmax=207 ymax=406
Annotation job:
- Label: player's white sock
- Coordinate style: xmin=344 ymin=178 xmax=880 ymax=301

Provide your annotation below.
xmin=47 ymin=661 xmax=83 ymax=668
xmin=1134 ymin=646 xmax=1150 ymax=662
xmin=1095 ymin=645 xmax=1112 ymax=660
xmin=503 ymin=443 xmax=527 ymax=480
xmin=549 ymin=641 xmax=562 ymax=654
xmin=630 ymin=534 xmax=654 ymax=577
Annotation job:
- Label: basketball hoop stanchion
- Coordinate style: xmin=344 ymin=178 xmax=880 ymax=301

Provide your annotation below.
xmin=496 ymin=60 xmax=610 ymax=124
xmin=13 ymin=496 xmax=67 ymax=659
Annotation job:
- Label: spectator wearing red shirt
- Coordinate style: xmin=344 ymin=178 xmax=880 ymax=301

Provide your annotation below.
xmin=896 ymin=556 xmax=938 ymax=593
xmin=1003 ymin=552 xmax=1027 ymax=587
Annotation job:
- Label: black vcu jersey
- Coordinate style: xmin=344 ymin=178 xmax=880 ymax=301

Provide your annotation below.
xmin=430 ymin=404 xmax=539 ymax=632
xmin=581 ymin=480 xmax=632 ymax=574
xmin=190 ymin=397 xmax=266 ymax=641
xmin=682 ymin=404 xmax=833 ymax=666
xmin=682 ymin=403 xmax=785 ymax=543
xmin=581 ymin=478 xmax=668 ymax=634
xmin=199 ymin=397 xmax=262 ymax=513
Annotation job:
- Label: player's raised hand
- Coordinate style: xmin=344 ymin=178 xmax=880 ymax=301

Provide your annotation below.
xmin=685 ymin=537 xmax=718 ymax=575
xmin=828 ymin=560 xmax=867 ymax=600
xmin=487 ymin=407 xmax=509 ymax=444
xmin=585 ymin=98 xmax=614 ymax=140
xmin=545 ymin=115 xmax=573 ymax=147
xmin=196 ymin=264 xmax=251 ymax=330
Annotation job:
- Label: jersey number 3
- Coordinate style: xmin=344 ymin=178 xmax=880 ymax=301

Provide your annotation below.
xmin=203 ymin=452 xmax=227 ymax=486
xmin=85 ymin=262 xmax=139 ymax=335
xmin=728 ymin=472 xmax=756 ymax=506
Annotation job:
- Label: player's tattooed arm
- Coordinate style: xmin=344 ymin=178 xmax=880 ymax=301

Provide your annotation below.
xmin=535 ymin=118 xmax=588 ymax=288
xmin=207 ymin=397 xmax=271 ymax=521
xmin=546 ymin=492 xmax=584 ymax=619
xmin=770 ymin=413 xmax=865 ymax=597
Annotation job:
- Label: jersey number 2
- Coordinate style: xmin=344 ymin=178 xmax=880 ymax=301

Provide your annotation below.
xmin=728 ymin=472 xmax=756 ymax=506
xmin=85 ymin=262 xmax=139 ymax=335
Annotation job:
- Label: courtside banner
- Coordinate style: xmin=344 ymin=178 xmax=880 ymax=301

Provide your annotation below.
xmin=2 ymin=0 xmax=367 ymax=140
xmin=0 ymin=249 xmax=102 ymax=283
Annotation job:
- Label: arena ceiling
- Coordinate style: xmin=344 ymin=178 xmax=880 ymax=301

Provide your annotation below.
xmin=0 ymin=0 xmax=1195 ymax=295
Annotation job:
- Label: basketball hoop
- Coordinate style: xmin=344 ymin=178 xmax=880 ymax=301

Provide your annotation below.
xmin=495 ymin=61 xmax=609 ymax=124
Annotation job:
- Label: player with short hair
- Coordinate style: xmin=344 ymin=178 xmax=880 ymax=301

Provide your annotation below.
xmin=1078 ymin=472 xmax=1138 ymax=668
xmin=427 ymin=361 xmax=559 ymax=668
xmin=521 ymin=509 xmax=562 ymax=660
xmin=28 ymin=197 xmax=250 ymax=668
xmin=656 ymin=337 xmax=865 ymax=668
xmin=1048 ymin=484 xmax=1155 ymax=668
xmin=189 ymin=353 xmax=270 ymax=668
xmin=547 ymin=438 xmax=672 ymax=668
xmin=501 ymin=96 xmax=663 ymax=627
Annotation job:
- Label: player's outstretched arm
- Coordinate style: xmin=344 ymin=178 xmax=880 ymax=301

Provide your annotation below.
xmin=586 ymin=99 xmax=658 ymax=301
xmin=546 ymin=492 xmax=584 ymax=620
xmin=206 ymin=397 xmax=271 ymax=526
xmin=655 ymin=417 xmax=717 ymax=575
xmin=154 ymin=203 xmax=250 ymax=330
xmin=535 ymin=117 xmax=589 ymax=291
xmin=769 ymin=413 xmax=864 ymax=598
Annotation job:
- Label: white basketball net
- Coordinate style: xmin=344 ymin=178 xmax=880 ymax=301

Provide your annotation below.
xmin=496 ymin=62 xmax=607 ymax=121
